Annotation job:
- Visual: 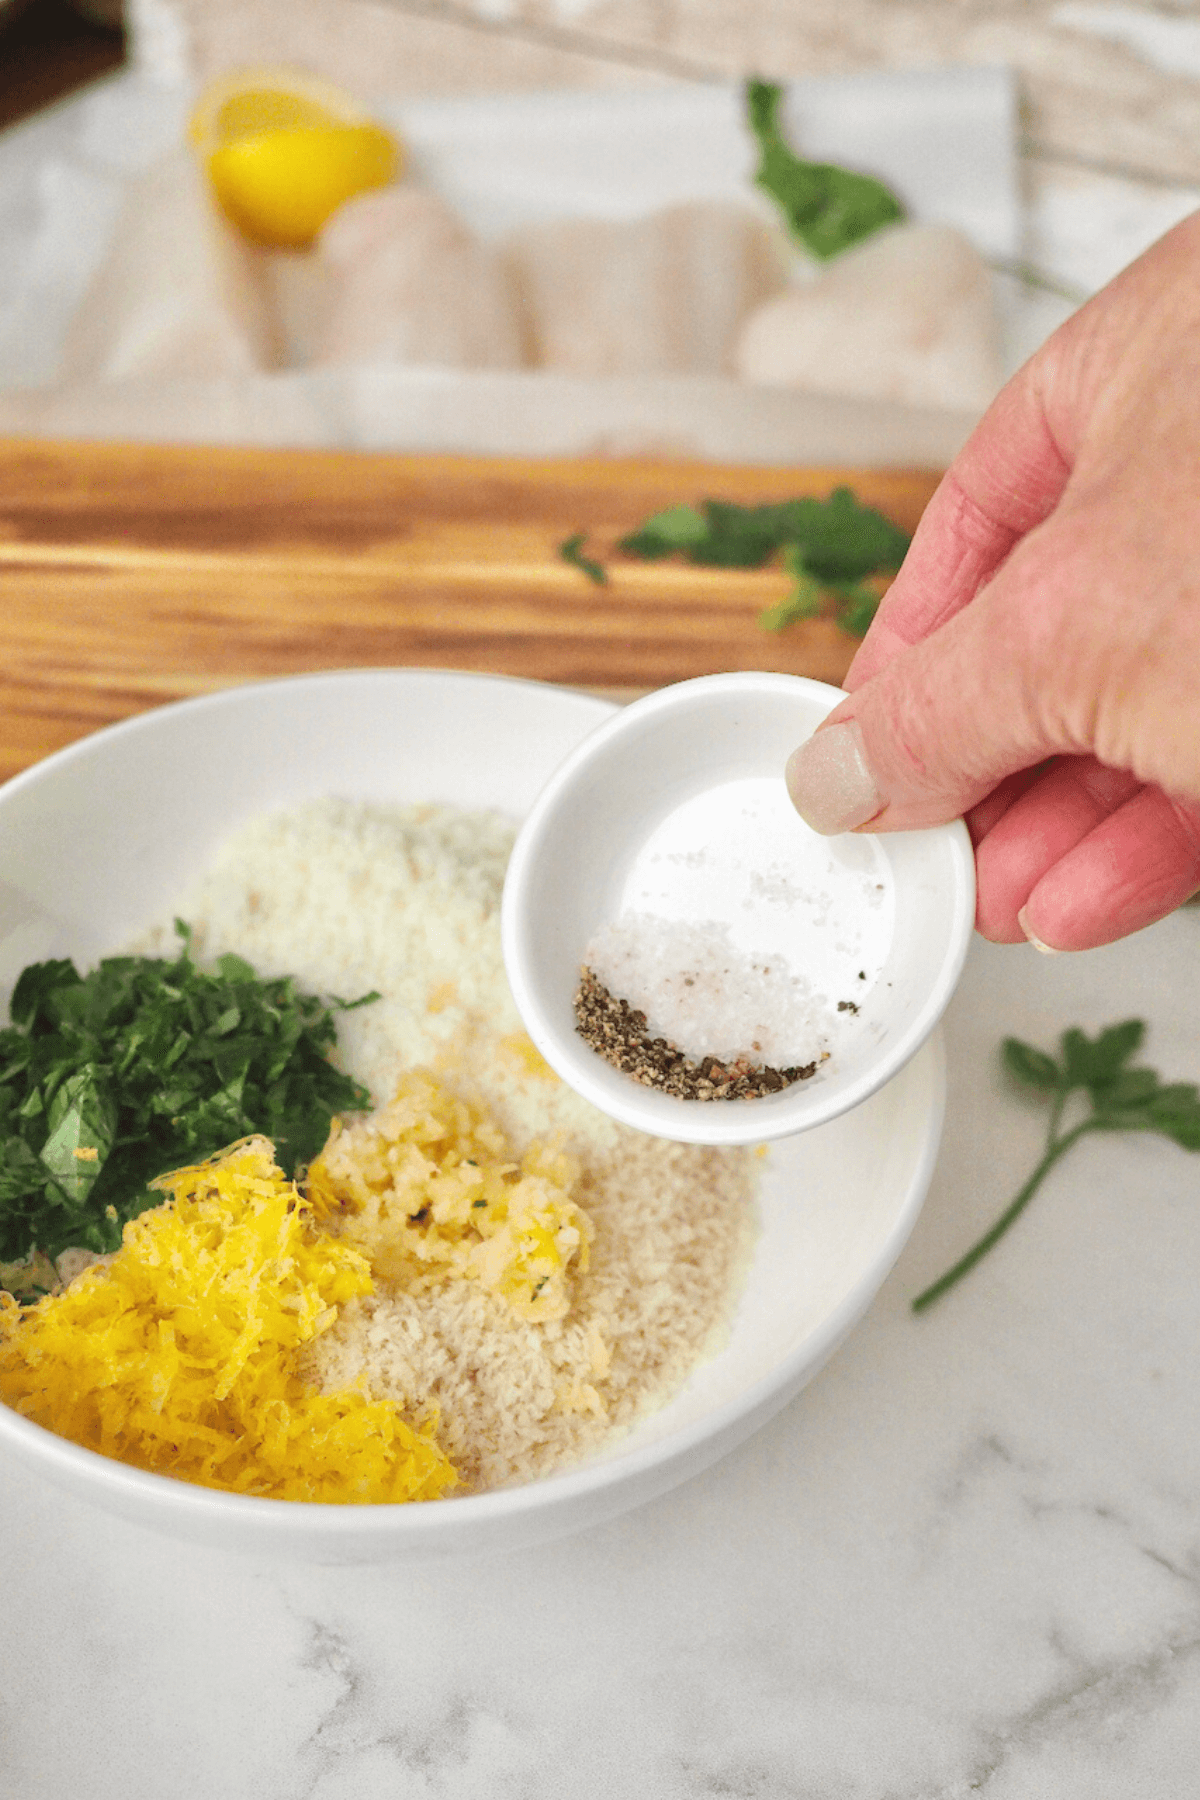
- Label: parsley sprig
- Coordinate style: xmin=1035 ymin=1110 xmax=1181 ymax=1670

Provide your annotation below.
xmin=0 ymin=924 xmax=377 ymax=1268
xmin=558 ymin=488 xmax=909 ymax=637
xmin=745 ymin=78 xmax=905 ymax=261
xmin=912 ymin=1021 xmax=1200 ymax=1312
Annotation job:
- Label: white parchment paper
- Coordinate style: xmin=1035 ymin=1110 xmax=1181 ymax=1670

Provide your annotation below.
xmin=0 ymin=65 xmax=1019 ymax=462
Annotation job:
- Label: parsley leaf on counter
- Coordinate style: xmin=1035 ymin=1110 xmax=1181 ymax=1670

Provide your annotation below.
xmin=0 ymin=924 xmax=376 ymax=1268
xmin=912 ymin=1021 xmax=1200 ymax=1313
xmin=558 ymin=488 xmax=910 ymax=637
xmin=745 ymin=78 xmax=905 ymax=261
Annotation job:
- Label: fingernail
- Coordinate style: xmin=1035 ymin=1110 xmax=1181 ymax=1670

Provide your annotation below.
xmin=1017 ymin=906 xmax=1059 ymax=954
xmin=785 ymin=721 xmax=883 ymax=835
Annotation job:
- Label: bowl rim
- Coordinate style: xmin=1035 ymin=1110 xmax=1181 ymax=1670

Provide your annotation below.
xmin=0 ymin=665 xmax=618 ymax=807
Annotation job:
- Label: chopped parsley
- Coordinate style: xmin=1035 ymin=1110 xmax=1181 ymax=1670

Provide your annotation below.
xmin=0 ymin=923 xmax=376 ymax=1266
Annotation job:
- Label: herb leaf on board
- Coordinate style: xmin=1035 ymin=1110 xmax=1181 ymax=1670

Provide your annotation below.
xmin=562 ymin=488 xmax=911 ymax=638
xmin=0 ymin=925 xmax=376 ymax=1269
xmin=912 ymin=1020 xmax=1200 ymax=1312
xmin=745 ymin=78 xmax=905 ymax=261
xmin=618 ymin=504 xmax=710 ymax=560
xmin=767 ymin=489 xmax=911 ymax=582
xmin=558 ymin=533 xmax=608 ymax=585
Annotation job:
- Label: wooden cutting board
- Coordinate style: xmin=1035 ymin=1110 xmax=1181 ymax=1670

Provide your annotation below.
xmin=0 ymin=437 xmax=941 ymax=783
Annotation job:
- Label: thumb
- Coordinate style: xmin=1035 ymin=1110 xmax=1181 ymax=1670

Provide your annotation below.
xmin=785 ymin=544 xmax=1065 ymax=833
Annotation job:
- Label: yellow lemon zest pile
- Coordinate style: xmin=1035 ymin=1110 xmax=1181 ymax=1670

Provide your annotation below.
xmin=0 ymin=1137 xmax=458 ymax=1503
xmin=307 ymin=1070 xmax=594 ymax=1323
xmin=189 ymin=67 xmax=401 ymax=248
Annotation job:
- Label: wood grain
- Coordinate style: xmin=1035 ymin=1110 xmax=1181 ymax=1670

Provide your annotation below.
xmin=0 ymin=437 xmax=942 ymax=782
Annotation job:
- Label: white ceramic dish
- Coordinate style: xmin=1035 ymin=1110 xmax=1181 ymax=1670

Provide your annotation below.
xmin=503 ymin=672 xmax=973 ymax=1147
xmin=0 ymin=670 xmax=944 ymax=1561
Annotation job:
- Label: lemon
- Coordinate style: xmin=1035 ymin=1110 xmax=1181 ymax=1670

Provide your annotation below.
xmin=190 ymin=68 xmax=402 ymax=249
xmin=208 ymin=128 xmax=399 ymax=248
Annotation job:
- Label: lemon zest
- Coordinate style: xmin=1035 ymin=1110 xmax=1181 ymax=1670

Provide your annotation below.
xmin=0 ymin=1137 xmax=458 ymax=1503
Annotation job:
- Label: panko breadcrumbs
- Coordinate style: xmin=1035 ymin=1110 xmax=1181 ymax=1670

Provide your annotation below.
xmin=139 ymin=797 xmax=759 ymax=1494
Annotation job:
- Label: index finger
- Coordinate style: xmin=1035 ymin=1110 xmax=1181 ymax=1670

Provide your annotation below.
xmin=847 ymin=360 xmax=1071 ymax=688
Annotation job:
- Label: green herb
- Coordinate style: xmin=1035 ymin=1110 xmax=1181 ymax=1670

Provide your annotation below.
xmin=559 ymin=490 xmax=909 ymax=636
xmin=0 ymin=923 xmax=376 ymax=1267
xmin=745 ymin=78 xmax=905 ymax=261
xmin=618 ymin=504 xmax=711 ymax=560
xmin=912 ymin=1021 xmax=1200 ymax=1313
xmin=0 ymin=1247 xmax=58 ymax=1303
xmin=620 ymin=491 xmax=907 ymax=577
xmin=614 ymin=488 xmax=910 ymax=637
xmin=558 ymin=532 xmax=607 ymax=585
xmin=758 ymin=557 xmax=885 ymax=637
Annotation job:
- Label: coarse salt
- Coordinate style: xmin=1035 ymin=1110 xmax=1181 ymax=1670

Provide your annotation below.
xmin=585 ymin=913 xmax=828 ymax=1067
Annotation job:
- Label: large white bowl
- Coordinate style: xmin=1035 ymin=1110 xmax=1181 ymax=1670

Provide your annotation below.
xmin=0 ymin=670 xmax=944 ymax=1561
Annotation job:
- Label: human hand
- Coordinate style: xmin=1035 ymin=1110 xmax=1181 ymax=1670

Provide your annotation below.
xmin=784 ymin=211 xmax=1200 ymax=951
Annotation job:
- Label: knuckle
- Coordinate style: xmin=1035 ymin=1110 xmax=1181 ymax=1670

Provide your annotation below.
xmin=993 ymin=516 xmax=1140 ymax=757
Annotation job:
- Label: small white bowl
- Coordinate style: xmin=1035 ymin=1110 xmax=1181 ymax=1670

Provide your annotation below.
xmin=503 ymin=672 xmax=974 ymax=1146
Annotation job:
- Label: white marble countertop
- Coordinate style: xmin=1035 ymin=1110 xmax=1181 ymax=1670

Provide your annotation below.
xmin=7 ymin=9 xmax=1200 ymax=1792
xmin=4 ymin=910 xmax=1200 ymax=1796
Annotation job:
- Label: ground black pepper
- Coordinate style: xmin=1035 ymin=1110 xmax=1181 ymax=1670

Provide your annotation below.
xmin=573 ymin=965 xmax=820 ymax=1101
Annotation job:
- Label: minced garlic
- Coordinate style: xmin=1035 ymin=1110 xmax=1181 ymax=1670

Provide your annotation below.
xmin=306 ymin=1069 xmax=594 ymax=1324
